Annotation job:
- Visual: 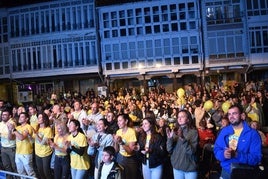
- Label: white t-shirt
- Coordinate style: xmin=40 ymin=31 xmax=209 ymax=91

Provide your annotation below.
xmin=101 ymin=162 xmax=114 ymax=179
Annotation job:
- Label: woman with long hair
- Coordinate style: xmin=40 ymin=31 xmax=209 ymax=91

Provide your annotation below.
xmin=137 ymin=117 xmax=166 ymax=179
xmin=34 ymin=112 xmax=54 ymax=179
xmin=87 ymin=118 xmax=114 ymax=179
xmin=166 ymin=109 xmax=198 ymax=179
xmin=113 ymin=113 xmax=138 ymax=179
xmin=67 ymin=119 xmax=90 ymax=179
xmin=49 ymin=121 xmax=70 ymax=179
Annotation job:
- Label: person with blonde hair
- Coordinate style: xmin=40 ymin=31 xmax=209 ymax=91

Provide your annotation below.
xmin=49 ymin=121 xmax=70 ymax=179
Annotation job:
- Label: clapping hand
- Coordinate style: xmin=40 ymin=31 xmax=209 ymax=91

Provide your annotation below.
xmin=166 ymin=128 xmax=174 ymax=139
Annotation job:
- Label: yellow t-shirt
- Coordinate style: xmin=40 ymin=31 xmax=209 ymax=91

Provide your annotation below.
xmin=0 ymin=119 xmax=16 ymax=148
xmin=30 ymin=114 xmax=38 ymax=131
xmin=16 ymin=124 xmax=34 ymax=154
xmin=116 ymin=127 xmax=137 ymax=157
xmin=229 ymin=128 xmax=243 ymax=151
xmin=145 ymin=134 xmax=151 ymax=158
xmin=68 ymin=132 xmax=90 ymax=170
xmin=35 ymin=127 xmax=53 ymax=157
xmin=54 ymin=134 xmax=68 ymax=156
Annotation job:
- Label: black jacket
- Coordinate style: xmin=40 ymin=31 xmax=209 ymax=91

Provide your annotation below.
xmin=97 ymin=161 xmax=123 ymax=179
xmin=137 ymin=133 xmax=167 ymax=168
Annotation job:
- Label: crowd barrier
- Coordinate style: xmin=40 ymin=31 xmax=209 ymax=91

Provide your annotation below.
xmin=0 ymin=170 xmax=37 ymax=179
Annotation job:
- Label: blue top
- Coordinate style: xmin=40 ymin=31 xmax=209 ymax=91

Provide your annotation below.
xmin=214 ymin=121 xmax=262 ymax=173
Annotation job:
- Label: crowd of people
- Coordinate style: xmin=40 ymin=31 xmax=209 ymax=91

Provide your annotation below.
xmin=0 ymin=79 xmax=267 ymax=179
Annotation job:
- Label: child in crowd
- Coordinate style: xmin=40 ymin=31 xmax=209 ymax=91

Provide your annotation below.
xmin=97 ymin=146 xmax=123 ymax=179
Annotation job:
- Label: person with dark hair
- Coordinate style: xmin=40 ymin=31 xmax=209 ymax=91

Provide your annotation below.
xmin=214 ymin=104 xmax=262 ymax=179
xmin=166 ymin=109 xmax=199 ymax=179
xmin=0 ymin=99 xmax=5 ymax=117
xmin=34 ymin=112 xmax=53 ymax=179
xmin=136 ymin=117 xmax=166 ymax=179
xmin=194 ymin=99 xmax=205 ymax=129
xmin=113 ymin=113 xmax=138 ymax=179
xmin=0 ymin=109 xmax=17 ymax=178
xmin=67 ymin=119 xmax=90 ymax=179
xmin=97 ymin=146 xmax=123 ymax=179
xmin=106 ymin=111 xmax=119 ymax=135
xmin=68 ymin=99 xmax=87 ymax=132
xmin=8 ymin=112 xmax=36 ymax=177
xmin=28 ymin=104 xmax=38 ymax=131
xmin=87 ymin=118 xmax=113 ymax=179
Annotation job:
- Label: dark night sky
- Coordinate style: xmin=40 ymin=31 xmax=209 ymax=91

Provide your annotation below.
xmin=0 ymin=0 xmax=146 ymax=8
xmin=0 ymin=0 xmax=51 ymax=8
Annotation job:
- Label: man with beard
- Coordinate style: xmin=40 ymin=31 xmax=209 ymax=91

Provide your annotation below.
xmin=214 ymin=104 xmax=262 ymax=179
xmin=0 ymin=109 xmax=17 ymax=178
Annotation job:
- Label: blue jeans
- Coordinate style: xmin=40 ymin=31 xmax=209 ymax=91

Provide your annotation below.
xmin=35 ymin=154 xmax=52 ymax=179
xmin=173 ymin=168 xmax=197 ymax=179
xmin=142 ymin=161 xmax=162 ymax=179
xmin=15 ymin=153 xmax=36 ymax=177
xmin=220 ymin=169 xmax=231 ymax=179
xmin=116 ymin=153 xmax=138 ymax=179
xmin=54 ymin=155 xmax=70 ymax=179
xmin=71 ymin=168 xmax=87 ymax=179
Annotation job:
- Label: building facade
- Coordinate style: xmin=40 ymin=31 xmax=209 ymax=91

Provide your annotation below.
xmin=0 ymin=0 xmax=267 ymax=103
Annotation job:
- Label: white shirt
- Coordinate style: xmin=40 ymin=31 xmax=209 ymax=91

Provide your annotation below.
xmin=101 ymin=162 xmax=114 ymax=179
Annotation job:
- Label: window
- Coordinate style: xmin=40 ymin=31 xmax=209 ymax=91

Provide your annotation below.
xmin=180 ymin=22 xmax=187 ymax=30
xmin=106 ymin=63 xmax=112 ymax=70
xmin=127 ymin=9 xmax=133 ymax=17
xmin=174 ymin=57 xmax=180 ymax=65
xmin=171 ymin=23 xmax=178 ymax=31
xmin=120 ymin=29 xmax=126 ymax=36
xmin=189 ymin=21 xmax=196 ymax=29
xmin=192 ymin=56 xmax=198 ymax=64
xmin=154 ymin=25 xmax=160 ymax=33
xmin=113 ymin=44 xmax=120 ymax=59
xmin=138 ymin=41 xmax=145 ymax=57
xmin=112 ymin=30 xmax=118 ymax=37
xmin=129 ymin=42 xmax=136 ymax=59
xmin=122 ymin=61 xmax=128 ymax=69
xmin=163 ymin=39 xmax=170 ymax=55
xmin=145 ymin=26 xmax=152 ymax=34
xmin=172 ymin=38 xmax=180 ymax=55
xmin=120 ymin=18 xmax=125 ymax=26
xmin=165 ymin=58 xmax=171 ymax=65
xmin=161 ymin=5 xmax=168 ymax=21
xmin=163 ymin=24 xmax=169 ymax=32
xmin=121 ymin=43 xmax=128 ymax=59
xmin=130 ymin=61 xmax=136 ymax=68
xmin=155 ymin=39 xmax=162 ymax=56
xmin=104 ymin=31 xmax=110 ymax=38
xmin=183 ymin=56 xmax=189 ymax=64
xmin=137 ymin=27 xmax=143 ymax=35
xmin=146 ymin=40 xmax=153 ymax=57
xmin=148 ymin=59 xmax=154 ymax=66
xmin=114 ymin=62 xmax=120 ymax=69
xmin=128 ymin=28 xmax=135 ymax=36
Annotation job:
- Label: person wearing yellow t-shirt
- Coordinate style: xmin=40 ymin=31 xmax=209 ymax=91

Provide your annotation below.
xmin=8 ymin=112 xmax=36 ymax=177
xmin=0 ymin=109 xmax=17 ymax=178
xmin=34 ymin=112 xmax=53 ymax=179
xmin=67 ymin=119 xmax=90 ymax=179
xmin=49 ymin=121 xmax=70 ymax=179
xmin=113 ymin=114 xmax=138 ymax=179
